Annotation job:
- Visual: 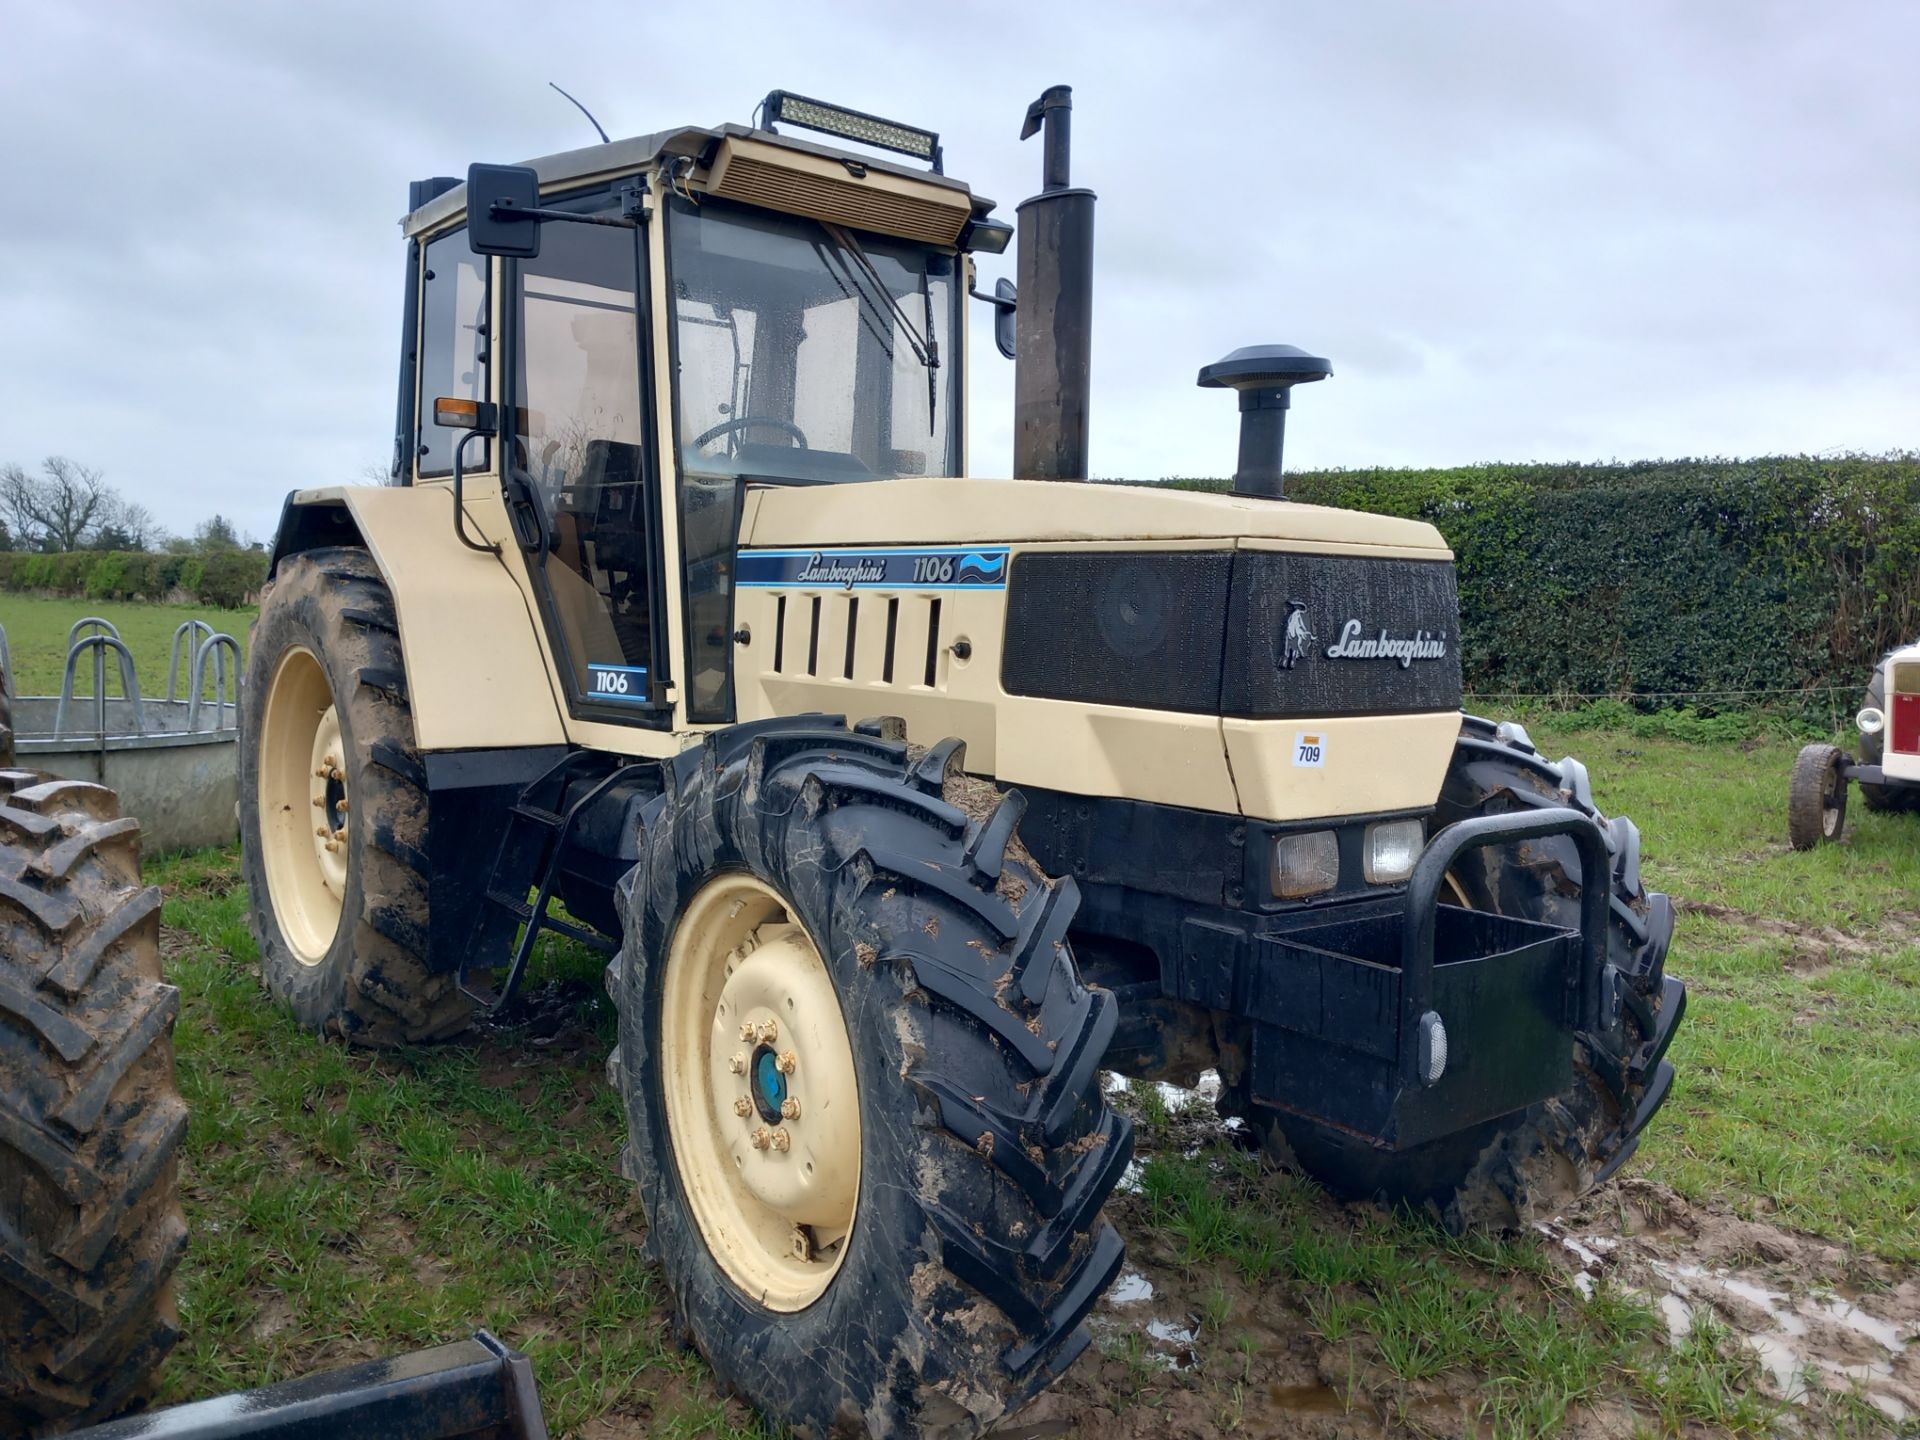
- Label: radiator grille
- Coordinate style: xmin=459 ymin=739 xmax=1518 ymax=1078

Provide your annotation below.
xmin=1001 ymin=550 xmax=1463 ymax=718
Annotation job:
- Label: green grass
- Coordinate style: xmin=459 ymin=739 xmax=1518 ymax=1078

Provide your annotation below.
xmin=0 ymin=595 xmax=253 ymax=695
xmin=136 ymin=717 xmax=1919 ymax=1436
xmin=1521 ymin=721 xmax=1920 ymax=1260
xmin=147 ymin=846 xmax=776 ymax=1437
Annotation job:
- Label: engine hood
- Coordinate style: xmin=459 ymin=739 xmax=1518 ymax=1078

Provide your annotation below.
xmin=738 ymin=477 xmax=1451 ymax=559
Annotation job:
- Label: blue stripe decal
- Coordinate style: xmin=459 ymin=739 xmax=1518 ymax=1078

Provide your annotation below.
xmin=586 ymin=663 xmax=650 ymax=703
xmin=737 ymin=546 xmax=1010 ymax=591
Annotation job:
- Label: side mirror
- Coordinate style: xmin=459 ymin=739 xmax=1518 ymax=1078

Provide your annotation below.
xmin=466 ymin=164 xmax=541 ymax=258
xmin=992 ymin=278 xmax=1016 ymax=360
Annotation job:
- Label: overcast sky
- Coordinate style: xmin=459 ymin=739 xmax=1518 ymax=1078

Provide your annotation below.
xmin=1 ymin=0 xmax=1913 ymax=544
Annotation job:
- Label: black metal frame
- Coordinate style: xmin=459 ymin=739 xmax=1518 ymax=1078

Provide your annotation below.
xmin=64 ymin=1331 xmax=547 ymax=1440
xmin=1397 ymin=807 xmax=1609 ymax=1087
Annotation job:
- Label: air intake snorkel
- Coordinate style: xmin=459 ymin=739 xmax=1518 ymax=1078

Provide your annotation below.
xmin=1197 ymin=344 xmax=1332 ymax=499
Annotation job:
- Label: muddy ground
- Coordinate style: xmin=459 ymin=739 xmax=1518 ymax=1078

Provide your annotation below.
xmin=994 ymin=1075 xmax=1917 ymax=1439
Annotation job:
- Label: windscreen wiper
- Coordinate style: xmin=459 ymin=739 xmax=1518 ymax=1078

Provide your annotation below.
xmin=820 ymin=222 xmax=939 ymax=429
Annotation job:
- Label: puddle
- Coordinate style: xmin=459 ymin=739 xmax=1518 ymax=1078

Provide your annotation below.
xmin=1115 ymin=1157 xmax=1145 ymax=1195
xmin=1105 ymin=1270 xmax=1154 ymax=1306
xmin=1644 ymin=1254 xmax=1910 ymax=1410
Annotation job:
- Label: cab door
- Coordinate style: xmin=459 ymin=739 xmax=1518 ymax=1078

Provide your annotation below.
xmin=505 ymin=191 xmax=669 ymax=725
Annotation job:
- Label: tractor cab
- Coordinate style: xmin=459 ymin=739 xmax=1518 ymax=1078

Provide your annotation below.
xmin=394 ymin=96 xmax=999 ymax=729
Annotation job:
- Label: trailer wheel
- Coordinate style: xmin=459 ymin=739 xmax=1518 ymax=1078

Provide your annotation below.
xmin=610 ymin=722 xmax=1130 ymax=1438
xmin=0 ymin=771 xmax=187 ymax=1435
xmin=240 ymin=548 xmax=472 ymax=1046
xmin=1857 ymin=669 xmax=1916 ymax=813
xmin=1238 ymin=717 xmax=1684 ymax=1231
xmin=1788 ymin=742 xmax=1849 ymax=850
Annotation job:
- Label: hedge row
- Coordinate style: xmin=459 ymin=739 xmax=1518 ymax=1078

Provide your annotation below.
xmin=0 ymin=549 xmax=267 ymax=609
xmin=1165 ymin=455 xmax=1920 ymax=706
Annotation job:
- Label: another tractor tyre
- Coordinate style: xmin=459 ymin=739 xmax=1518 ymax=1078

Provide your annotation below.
xmin=1857 ymin=668 xmax=1916 ymax=813
xmin=1788 ymin=743 xmax=1850 ymax=850
xmin=1 ymin=771 xmax=187 ymax=1435
xmin=239 ymin=548 xmax=472 ymax=1046
xmin=1243 ymin=717 xmax=1684 ymax=1232
xmin=609 ymin=721 xmax=1130 ymax=1439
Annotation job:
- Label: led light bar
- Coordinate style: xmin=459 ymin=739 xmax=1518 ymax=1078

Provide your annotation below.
xmin=761 ymin=90 xmax=943 ymax=173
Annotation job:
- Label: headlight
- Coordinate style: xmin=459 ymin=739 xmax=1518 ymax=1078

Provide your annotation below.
xmin=1364 ymin=819 xmax=1425 ymax=884
xmin=1272 ymin=830 xmax=1339 ymax=898
xmin=1858 ymin=706 xmax=1886 ymax=737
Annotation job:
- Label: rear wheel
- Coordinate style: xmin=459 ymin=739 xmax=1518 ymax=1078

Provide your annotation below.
xmin=1788 ymin=742 xmax=1849 ymax=850
xmin=0 ymin=771 xmax=186 ymax=1435
xmin=611 ymin=722 xmax=1130 ymax=1437
xmin=240 ymin=548 xmax=473 ymax=1046
xmin=1238 ymin=717 xmax=1683 ymax=1230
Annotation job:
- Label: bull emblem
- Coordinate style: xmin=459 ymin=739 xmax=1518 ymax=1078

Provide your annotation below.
xmin=1279 ymin=601 xmax=1314 ymax=670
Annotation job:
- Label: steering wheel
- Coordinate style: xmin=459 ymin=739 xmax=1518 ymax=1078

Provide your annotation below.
xmin=691 ymin=414 xmax=810 ymax=451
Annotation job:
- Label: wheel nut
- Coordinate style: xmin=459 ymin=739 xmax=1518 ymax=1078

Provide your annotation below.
xmin=733 ymin=1096 xmax=752 ymax=1118
xmin=315 ymin=826 xmax=331 ymax=839
xmin=756 ymin=1018 xmax=779 ymax=1044
xmin=776 ymin=1050 xmax=797 ymax=1076
xmin=770 ymin=1128 xmax=791 ymax=1152
xmin=727 ymin=1052 xmax=747 ymax=1074
xmin=750 ymin=1127 xmax=771 ymax=1150
xmin=781 ymin=1097 xmax=801 ymax=1120
xmin=312 ymin=796 xmax=325 ymax=808
xmin=336 ymin=797 xmax=350 ymax=812
xmin=739 ymin=1021 xmax=756 ymax=1042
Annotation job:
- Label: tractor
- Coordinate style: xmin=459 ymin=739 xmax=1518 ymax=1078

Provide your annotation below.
xmin=1790 ymin=641 xmax=1920 ymax=848
xmin=2 ymin=85 xmax=1684 ymax=1438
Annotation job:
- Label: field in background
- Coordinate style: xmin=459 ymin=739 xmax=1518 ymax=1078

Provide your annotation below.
xmin=0 ymin=595 xmax=254 ymax=696
xmin=143 ymin=722 xmax=1920 ymax=1438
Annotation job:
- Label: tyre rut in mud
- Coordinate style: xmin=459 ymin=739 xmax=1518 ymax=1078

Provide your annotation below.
xmin=609 ymin=719 xmax=1131 ymax=1438
xmin=1 ymin=771 xmax=187 ymax=1435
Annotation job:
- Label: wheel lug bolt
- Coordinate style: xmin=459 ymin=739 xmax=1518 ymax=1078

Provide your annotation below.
xmin=750 ymin=1127 xmax=771 ymax=1150
xmin=312 ymin=796 xmax=325 ymax=808
xmin=776 ymin=1050 xmax=797 ymax=1076
xmin=756 ymin=1018 xmax=778 ymax=1044
xmin=315 ymin=826 xmax=331 ymax=838
xmin=781 ymin=1097 xmax=800 ymax=1121
xmin=733 ymin=1096 xmax=752 ymax=1118
xmin=728 ymin=1052 xmax=747 ymax=1074
xmin=770 ymin=1128 xmax=791 ymax=1152
xmin=336 ymin=797 xmax=350 ymax=812
xmin=739 ymin=1021 xmax=756 ymax=1042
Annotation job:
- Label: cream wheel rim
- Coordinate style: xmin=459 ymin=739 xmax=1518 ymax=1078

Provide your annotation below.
xmin=660 ymin=873 xmax=861 ymax=1311
xmin=257 ymin=647 xmax=348 ymax=966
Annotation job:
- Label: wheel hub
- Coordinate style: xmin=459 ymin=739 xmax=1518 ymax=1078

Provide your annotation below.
xmin=661 ymin=875 xmax=862 ymax=1311
xmin=307 ymin=704 xmax=349 ymax=901
xmin=256 ymin=646 xmax=347 ymax=966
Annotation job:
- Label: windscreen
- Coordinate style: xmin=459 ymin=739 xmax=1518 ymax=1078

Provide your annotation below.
xmin=666 ymin=196 xmax=959 ymax=484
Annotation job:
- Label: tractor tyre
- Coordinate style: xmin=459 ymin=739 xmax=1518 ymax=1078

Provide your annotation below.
xmin=609 ymin=721 xmax=1130 ymax=1438
xmin=0 ymin=771 xmax=187 ymax=1435
xmin=1239 ymin=716 xmax=1684 ymax=1231
xmin=1788 ymin=743 xmax=1849 ymax=850
xmin=1857 ymin=668 xmax=1916 ymax=813
xmin=239 ymin=548 xmax=472 ymax=1046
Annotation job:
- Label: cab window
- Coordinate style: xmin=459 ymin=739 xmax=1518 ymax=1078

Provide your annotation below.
xmin=417 ymin=232 xmax=489 ymax=477
xmin=514 ymin=210 xmax=654 ymax=711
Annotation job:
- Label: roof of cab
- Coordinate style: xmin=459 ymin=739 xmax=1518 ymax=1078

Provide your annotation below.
xmin=402 ymin=122 xmax=985 ymax=239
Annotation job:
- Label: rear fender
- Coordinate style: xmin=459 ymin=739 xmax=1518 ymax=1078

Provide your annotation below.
xmin=269 ymin=487 xmax=566 ymax=751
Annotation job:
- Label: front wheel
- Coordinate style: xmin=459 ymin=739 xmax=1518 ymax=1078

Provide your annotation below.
xmin=610 ymin=722 xmax=1130 ymax=1438
xmin=1788 ymin=742 xmax=1849 ymax=850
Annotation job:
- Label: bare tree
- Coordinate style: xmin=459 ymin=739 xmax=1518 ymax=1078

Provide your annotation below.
xmin=0 ymin=457 xmax=116 ymax=552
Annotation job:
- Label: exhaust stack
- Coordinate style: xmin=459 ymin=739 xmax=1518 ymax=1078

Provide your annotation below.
xmin=1013 ymin=85 xmax=1096 ymax=482
xmin=1197 ymin=344 xmax=1332 ymax=499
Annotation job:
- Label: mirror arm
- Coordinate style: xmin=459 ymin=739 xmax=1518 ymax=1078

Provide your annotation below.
xmin=967 ymin=283 xmax=1016 ymax=314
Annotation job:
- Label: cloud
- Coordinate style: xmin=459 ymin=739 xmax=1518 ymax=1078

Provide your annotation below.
xmin=0 ymin=0 xmax=1912 ymax=543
